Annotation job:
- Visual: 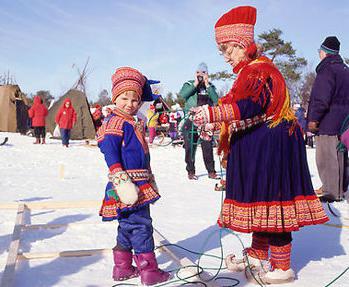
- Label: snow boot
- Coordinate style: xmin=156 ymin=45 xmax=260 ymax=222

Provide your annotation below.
xmin=41 ymin=138 xmax=46 ymax=144
xmin=112 ymin=249 xmax=138 ymax=281
xmin=258 ymin=267 xmax=295 ymax=284
xmin=34 ymin=138 xmax=40 ymax=144
xmin=134 ymin=252 xmax=170 ymax=286
xmin=188 ymin=172 xmax=198 ymax=180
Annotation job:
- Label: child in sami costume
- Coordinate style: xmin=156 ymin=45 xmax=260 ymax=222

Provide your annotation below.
xmin=191 ymin=6 xmax=329 ymax=284
xmin=97 ymin=67 xmax=170 ymax=286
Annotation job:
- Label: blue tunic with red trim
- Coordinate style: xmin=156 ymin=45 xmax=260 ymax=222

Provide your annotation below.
xmin=97 ymin=109 xmax=160 ymax=221
xmin=211 ymin=58 xmax=329 ymax=233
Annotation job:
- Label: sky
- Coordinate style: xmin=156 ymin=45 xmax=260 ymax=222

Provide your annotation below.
xmin=0 ymin=0 xmax=348 ymax=101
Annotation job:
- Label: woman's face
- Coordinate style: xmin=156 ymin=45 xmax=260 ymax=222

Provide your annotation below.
xmin=114 ymin=91 xmax=141 ymax=115
xmin=65 ymin=101 xmax=70 ymax=108
xmin=218 ymin=43 xmax=246 ymax=68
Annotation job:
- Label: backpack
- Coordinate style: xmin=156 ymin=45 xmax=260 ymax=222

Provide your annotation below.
xmin=337 ymin=115 xmax=349 ymax=152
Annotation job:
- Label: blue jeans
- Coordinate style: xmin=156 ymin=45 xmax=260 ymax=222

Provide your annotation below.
xmin=60 ymin=128 xmax=71 ymax=145
xmin=117 ymin=205 xmax=155 ymax=254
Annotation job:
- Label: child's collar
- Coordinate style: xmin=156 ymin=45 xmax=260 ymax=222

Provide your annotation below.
xmin=112 ymin=108 xmax=138 ymax=122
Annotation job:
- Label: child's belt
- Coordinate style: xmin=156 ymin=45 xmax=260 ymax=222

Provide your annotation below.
xmin=126 ymin=169 xmax=152 ymax=182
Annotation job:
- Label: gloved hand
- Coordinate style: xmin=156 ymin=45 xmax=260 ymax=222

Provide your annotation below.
xmin=199 ymin=123 xmax=215 ymax=141
xmin=189 ymin=105 xmax=210 ymax=127
xmin=109 ymin=171 xmax=139 ymax=205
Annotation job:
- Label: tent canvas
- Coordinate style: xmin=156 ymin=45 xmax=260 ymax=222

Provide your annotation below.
xmin=0 ymin=85 xmax=29 ymax=133
xmin=46 ymin=89 xmax=96 ymax=140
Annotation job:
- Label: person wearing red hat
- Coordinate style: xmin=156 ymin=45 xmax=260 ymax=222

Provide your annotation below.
xmin=97 ymin=67 xmax=170 ymax=286
xmin=190 ymin=6 xmax=328 ymax=284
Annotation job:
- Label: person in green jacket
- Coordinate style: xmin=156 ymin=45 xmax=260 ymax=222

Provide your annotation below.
xmin=179 ymin=62 xmax=219 ymax=180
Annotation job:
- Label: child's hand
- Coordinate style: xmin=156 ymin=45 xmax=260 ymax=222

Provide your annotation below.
xmin=109 ymin=171 xmax=139 ymax=205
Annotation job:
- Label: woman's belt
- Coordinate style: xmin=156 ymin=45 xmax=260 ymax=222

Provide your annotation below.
xmin=229 ymin=114 xmax=268 ymax=133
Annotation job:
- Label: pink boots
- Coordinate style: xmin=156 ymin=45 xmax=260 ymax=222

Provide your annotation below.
xmin=112 ymin=249 xmax=138 ymax=281
xmin=134 ymin=252 xmax=171 ymax=286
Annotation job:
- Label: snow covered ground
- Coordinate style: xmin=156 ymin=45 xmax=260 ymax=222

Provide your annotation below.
xmin=0 ymin=131 xmax=348 ymax=287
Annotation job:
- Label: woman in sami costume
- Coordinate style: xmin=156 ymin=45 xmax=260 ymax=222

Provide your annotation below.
xmin=97 ymin=67 xmax=170 ymax=286
xmin=191 ymin=6 xmax=328 ymax=284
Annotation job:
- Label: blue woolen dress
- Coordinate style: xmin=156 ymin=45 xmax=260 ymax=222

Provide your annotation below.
xmin=209 ymin=57 xmax=329 ymax=233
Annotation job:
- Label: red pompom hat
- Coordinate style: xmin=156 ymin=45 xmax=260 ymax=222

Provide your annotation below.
xmin=215 ymin=6 xmax=256 ymax=48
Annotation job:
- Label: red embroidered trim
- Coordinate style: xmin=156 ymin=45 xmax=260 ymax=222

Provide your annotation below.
xmin=218 ymin=195 xmax=329 ymax=233
xmin=97 ymin=116 xmax=124 ymax=142
xmin=109 ymin=163 xmax=123 ymax=173
xmin=215 ymin=23 xmax=254 ymax=47
xmin=270 ymin=243 xmax=292 ymax=271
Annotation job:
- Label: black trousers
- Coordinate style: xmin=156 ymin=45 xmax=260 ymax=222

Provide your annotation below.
xmin=254 ymin=232 xmax=292 ymax=246
xmin=183 ymin=119 xmax=215 ymax=174
xmin=34 ymin=127 xmax=46 ymax=138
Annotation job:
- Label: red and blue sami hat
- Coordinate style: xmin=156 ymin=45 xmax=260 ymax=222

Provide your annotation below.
xmin=215 ymin=6 xmax=256 ymax=48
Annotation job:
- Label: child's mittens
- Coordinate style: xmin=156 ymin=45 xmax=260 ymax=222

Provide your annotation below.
xmin=109 ymin=171 xmax=139 ymax=205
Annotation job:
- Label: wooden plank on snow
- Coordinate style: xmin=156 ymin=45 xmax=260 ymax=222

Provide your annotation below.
xmin=153 ymin=228 xmax=217 ymax=287
xmin=0 ymin=200 xmax=100 ymax=210
xmin=17 ymin=248 xmax=112 ymax=260
xmin=1 ymin=204 xmax=26 ymax=287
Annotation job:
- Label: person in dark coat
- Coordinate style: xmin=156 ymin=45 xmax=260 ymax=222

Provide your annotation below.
xmin=55 ymin=98 xmax=77 ymax=147
xmin=308 ymin=36 xmax=349 ymax=202
xmin=28 ymin=96 xmax=48 ymax=144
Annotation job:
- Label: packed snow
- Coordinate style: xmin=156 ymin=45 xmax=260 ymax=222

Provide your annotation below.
xmin=0 ymin=132 xmax=348 ymax=287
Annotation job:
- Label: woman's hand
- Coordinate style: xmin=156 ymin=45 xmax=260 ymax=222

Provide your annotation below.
xmin=189 ymin=105 xmax=210 ymax=126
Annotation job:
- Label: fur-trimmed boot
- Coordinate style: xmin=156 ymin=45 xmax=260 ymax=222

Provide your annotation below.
xmin=134 ymin=252 xmax=170 ymax=286
xmin=258 ymin=267 xmax=296 ymax=284
xmin=112 ymin=249 xmax=138 ymax=281
xmin=33 ymin=138 xmax=40 ymax=144
xmin=225 ymin=248 xmax=267 ymax=272
xmin=226 ymin=233 xmax=269 ymax=272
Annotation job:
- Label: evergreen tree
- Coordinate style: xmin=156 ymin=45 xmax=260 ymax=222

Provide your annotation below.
xmin=258 ymin=28 xmax=307 ymax=92
xmin=209 ymin=71 xmax=234 ymax=81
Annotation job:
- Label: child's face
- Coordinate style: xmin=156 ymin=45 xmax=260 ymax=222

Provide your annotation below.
xmin=114 ymin=91 xmax=141 ymax=115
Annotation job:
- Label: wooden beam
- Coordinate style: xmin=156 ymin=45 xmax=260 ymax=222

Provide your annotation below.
xmin=0 ymin=200 xmax=100 ymax=210
xmin=22 ymin=221 xmax=115 ymax=230
xmin=1 ymin=204 xmax=26 ymax=287
xmin=18 ymin=248 xmax=111 ymax=260
xmin=153 ymin=228 xmax=217 ymax=287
